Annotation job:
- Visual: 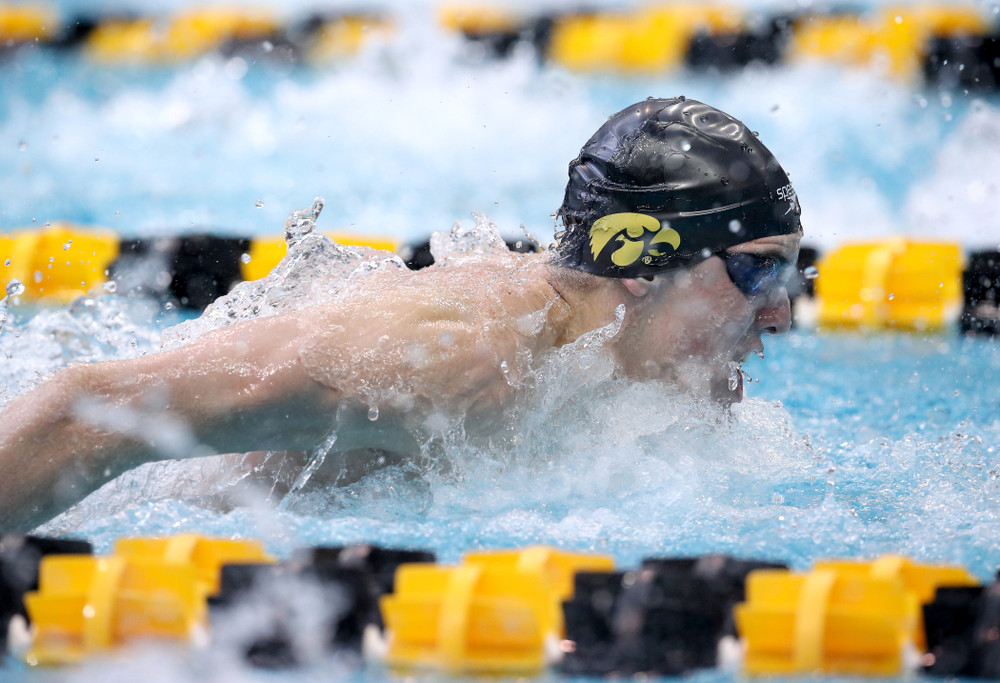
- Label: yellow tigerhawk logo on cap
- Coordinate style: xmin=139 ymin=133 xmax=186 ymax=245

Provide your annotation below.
xmin=589 ymin=213 xmax=681 ymax=267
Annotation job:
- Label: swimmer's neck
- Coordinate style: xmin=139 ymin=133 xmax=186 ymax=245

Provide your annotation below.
xmin=542 ymin=261 xmax=629 ymax=348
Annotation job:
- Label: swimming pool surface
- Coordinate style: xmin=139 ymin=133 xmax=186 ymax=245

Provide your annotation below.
xmin=3 ymin=0 xmax=1000 ymax=679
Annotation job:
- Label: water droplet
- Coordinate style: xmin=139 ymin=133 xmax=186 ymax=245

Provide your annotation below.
xmin=727 ymin=362 xmax=741 ymax=390
xmin=255 ymin=200 xmax=264 ymax=208
xmin=17 ymin=140 xmax=27 ymax=151
xmin=240 ymin=253 xmax=252 ymax=264
xmin=367 ymin=405 xmax=379 ymax=421
xmin=62 ymin=240 xmax=72 ymax=251
xmin=499 ymin=360 xmax=515 ymax=386
xmin=728 ymin=219 xmax=742 ymax=233
xmin=803 ymin=265 xmax=819 ymax=280
xmin=6 ymin=279 xmax=25 ymax=297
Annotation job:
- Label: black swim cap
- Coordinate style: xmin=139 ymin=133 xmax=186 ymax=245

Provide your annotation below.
xmin=552 ymin=97 xmax=802 ymax=278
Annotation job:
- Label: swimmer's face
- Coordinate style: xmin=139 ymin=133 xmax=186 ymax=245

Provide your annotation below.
xmin=612 ymin=232 xmax=801 ymax=404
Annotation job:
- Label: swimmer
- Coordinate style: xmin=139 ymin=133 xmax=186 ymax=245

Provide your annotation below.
xmin=0 ymin=97 xmax=802 ymax=531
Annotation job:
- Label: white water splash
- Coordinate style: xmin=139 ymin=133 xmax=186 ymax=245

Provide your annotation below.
xmin=160 ymin=198 xmax=408 ymax=348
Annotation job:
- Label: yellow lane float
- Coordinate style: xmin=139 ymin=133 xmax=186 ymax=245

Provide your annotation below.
xmin=24 ymin=555 xmax=207 ymax=665
xmin=1 ymin=224 xmax=119 ymax=304
xmin=548 ymin=3 xmax=741 ymax=74
xmin=815 ymin=238 xmax=964 ymax=330
xmin=85 ymin=7 xmax=279 ymax=63
xmin=113 ymin=534 xmax=274 ymax=595
xmin=0 ymin=5 xmax=55 ymax=44
xmin=379 ymin=546 xmax=613 ymax=674
xmin=1 ymin=224 xmax=404 ymax=303
xmin=789 ymin=5 xmax=990 ymax=78
xmin=735 ymin=556 xmax=979 ymax=675
xmin=307 ymin=14 xmax=393 ymax=63
xmin=22 ymin=534 xmax=275 ymax=665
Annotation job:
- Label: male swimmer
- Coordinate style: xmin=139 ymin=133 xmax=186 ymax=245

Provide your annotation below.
xmin=0 ymin=97 xmax=801 ymax=531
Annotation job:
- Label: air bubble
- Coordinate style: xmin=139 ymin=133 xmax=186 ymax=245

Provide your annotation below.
xmin=803 ymin=266 xmax=819 ymax=280
xmin=17 ymin=140 xmax=27 ymax=151
xmin=368 ymin=405 xmax=379 ymax=421
xmin=3 ymin=259 xmax=10 ymax=267
xmin=255 ymin=200 xmax=264 ymax=208
xmin=63 ymin=240 xmax=72 ymax=251
xmin=680 ymin=141 xmax=691 ymax=152
xmin=728 ymin=219 xmax=742 ymax=233
xmin=103 ymin=281 xmax=118 ymax=293
xmin=240 ymin=253 xmax=252 ymax=264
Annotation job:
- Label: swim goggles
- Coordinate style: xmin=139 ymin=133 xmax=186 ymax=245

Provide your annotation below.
xmin=723 ymin=252 xmax=796 ymax=298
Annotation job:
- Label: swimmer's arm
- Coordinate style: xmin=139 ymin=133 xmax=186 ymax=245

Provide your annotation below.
xmin=0 ymin=295 xmax=515 ymax=531
xmin=0 ymin=313 xmax=359 ymax=531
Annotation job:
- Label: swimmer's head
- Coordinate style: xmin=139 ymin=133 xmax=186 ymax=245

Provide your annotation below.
xmin=551 ymin=97 xmax=802 ymax=279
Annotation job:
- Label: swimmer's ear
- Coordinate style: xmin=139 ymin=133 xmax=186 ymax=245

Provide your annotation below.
xmin=620 ymin=276 xmax=657 ymax=298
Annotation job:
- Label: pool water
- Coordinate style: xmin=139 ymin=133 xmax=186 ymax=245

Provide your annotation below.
xmin=3 ymin=0 xmax=1000 ymax=679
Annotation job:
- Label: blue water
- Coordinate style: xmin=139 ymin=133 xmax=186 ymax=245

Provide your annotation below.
xmin=3 ymin=1 xmax=1000 ymax=679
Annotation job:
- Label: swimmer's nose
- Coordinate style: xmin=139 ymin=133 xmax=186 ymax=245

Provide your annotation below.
xmin=755 ymin=288 xmax=792 ymax=335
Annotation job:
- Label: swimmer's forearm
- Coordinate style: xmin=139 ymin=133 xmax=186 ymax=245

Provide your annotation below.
xmin=0 ymin=365 xmax=156 ymax=531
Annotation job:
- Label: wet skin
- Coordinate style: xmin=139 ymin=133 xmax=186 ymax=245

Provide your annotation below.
xmin=0 ymin=232 xmax=800 ymax=530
